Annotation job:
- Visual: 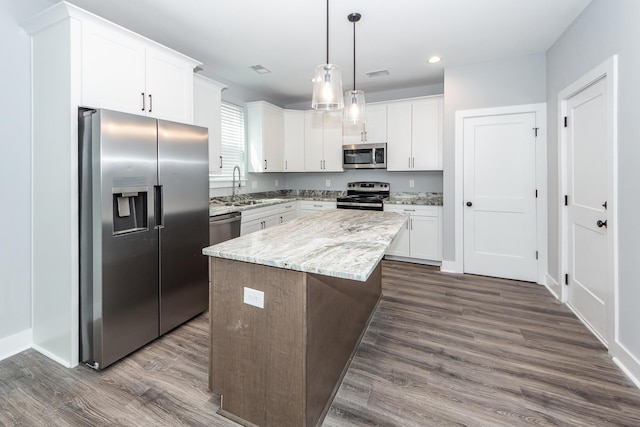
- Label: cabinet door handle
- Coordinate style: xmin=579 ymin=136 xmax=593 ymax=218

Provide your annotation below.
xmin=403 ymin=209 xmax=415 ymax=212
xmin=264 ymin=159 xmax=267 ymax=170
xmin=148 ymin=94 xmax=153 ymax=113
xmin=412 ymin=157 xmax=415 ymax=168
xmin=141 ymin=92 xmax=146 ymax=111
xmin=410 ymin=218 xmax=413 ymax=230
xmin=408 ymin=157 xmax=411 ymax=168
xmin=219 ymin=156 xmax=223 ymax=169
xmin=285 ymin=160 xmax=288 ymax=170
xmin=364 ymin=131 xmax=367 ymax=141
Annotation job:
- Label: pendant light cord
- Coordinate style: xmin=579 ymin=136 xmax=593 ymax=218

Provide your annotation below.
xmin=353 ymin=18 xmax=356 ymax=91
xmin=326 ymin=0 xmax=329 ymax=64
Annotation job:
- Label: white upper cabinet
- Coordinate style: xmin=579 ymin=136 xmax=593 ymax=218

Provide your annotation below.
xmin=246 ymin=101 xmax=284 ymax=173
xmin=81 ymin=20 xmax=146 ymax=116
xmin=81 ymin=19 xmax=198 ymax=123
xmin=304 ymin=110 xmax=343 ymax=172
xmin=387 ymin=96 xmax=443 ymax=171
xmin=283 ymin=110 xmax=305 ymax=172
xmin=145 ymin=45 xmax=196 ymax=122
xmin=343 ymin=103 xmax=387 ymax=145
xmin=193 ymin=75 xmax=226 ymax=174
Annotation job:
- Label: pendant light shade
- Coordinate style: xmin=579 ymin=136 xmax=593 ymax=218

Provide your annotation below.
xmin=312 ymin=0 xmax=343 ymax=110
xmin=344 ymin=89 xmax=366 ymax=124
xmin=312 ymin=64 xmax=344 ymax=110
xmin=343 ymin=12 xmax=366 ymax=124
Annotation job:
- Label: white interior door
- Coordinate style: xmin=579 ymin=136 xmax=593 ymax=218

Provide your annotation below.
xmin=565 ymin=77 xmax=610 ymax=345
xmin=463 ymin=113 xmax=537 ymax=281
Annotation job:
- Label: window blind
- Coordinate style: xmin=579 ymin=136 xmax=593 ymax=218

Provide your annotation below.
xmin=219 ymin=102 xmax=245 ymax=179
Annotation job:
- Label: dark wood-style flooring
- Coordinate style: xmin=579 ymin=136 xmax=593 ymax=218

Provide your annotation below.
xmin=2 ymin=260 xmax=640 ymax=426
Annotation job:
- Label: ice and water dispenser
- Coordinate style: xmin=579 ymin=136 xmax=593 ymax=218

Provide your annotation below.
xmin=112 ymin=186 xmax=148 ymax=235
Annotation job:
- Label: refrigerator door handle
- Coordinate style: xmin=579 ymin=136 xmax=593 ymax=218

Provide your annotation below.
xmin=154 ymin=185 xmax=164 ymax=229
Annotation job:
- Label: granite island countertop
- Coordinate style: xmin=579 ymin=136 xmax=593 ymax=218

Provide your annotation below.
xmin=202 ymin=209 xmax=408 ymax=282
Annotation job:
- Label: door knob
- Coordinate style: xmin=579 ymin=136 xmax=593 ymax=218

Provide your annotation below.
xmin=597 ymin=219 xmax=607 ymax=228
xmin=466 ymin=201 xmax=473 ymax=207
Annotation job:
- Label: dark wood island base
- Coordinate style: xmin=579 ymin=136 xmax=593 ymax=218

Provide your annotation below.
xmin=210 ymin=257 xmax=382 ymax=426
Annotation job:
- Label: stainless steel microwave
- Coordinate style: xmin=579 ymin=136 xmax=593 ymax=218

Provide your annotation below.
xmin=342 ymin=143 xmax=387 ymax=169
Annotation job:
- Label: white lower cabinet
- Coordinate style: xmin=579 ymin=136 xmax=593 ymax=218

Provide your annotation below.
xmin=384 ymin=205 xmax=442 ymax=262
xmin=240 ymin=201 xmax=298 ymax=235
xmin=299 ymin=201 xmax=337 ymax=217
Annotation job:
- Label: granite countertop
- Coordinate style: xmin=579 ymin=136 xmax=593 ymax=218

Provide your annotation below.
xmin=209 ymin=190 xmax=442 ymax=216
xmin=203 ymin=209 xmax=408 ymax=282
xmin=385 ymin=192 xmax=443 ymax=206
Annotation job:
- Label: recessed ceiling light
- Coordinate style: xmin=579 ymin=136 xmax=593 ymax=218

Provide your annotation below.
xmin=366 ymin=69 xmax=390 ymax=78
xmin=250 ymin=64 xmax=271 ymax=74
xmin=427 ymin=56 xmax=442 ymax=64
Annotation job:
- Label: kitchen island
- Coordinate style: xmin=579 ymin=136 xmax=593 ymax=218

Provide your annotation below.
xmin=202 ymin=209 xmax=407 ymax=426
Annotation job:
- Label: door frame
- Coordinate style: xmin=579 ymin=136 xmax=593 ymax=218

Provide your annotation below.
xmin=557 ymin=56 xmax=618 ymax=344
xmin=448 ymin=103 xmax=547 ymax=284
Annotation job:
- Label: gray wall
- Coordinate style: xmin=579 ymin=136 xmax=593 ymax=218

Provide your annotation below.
xmin=442 ymin=54 xmax=547 ymax=261
xmin=0 ymin=0 xmax=51 ymax=343
xmin=546 ymin=0 xmax=640 ymax=360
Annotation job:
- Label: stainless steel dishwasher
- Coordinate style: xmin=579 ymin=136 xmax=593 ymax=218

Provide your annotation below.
xmin=208 ymin=211 xmax=241 ymax=285
xmin=209 ymin=211 xmax=241 ymax=245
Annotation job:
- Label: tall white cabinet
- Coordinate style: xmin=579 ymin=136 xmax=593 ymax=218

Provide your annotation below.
xmin=23 ymin=2 xmax=200 ymax=367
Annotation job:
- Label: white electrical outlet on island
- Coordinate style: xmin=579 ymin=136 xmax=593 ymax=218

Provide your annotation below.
xmin=243 ymin=287 xmax=264 ymax=309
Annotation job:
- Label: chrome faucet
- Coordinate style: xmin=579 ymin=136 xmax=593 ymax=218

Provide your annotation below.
xmin=232 ymin=165 xmax=241 ymax=201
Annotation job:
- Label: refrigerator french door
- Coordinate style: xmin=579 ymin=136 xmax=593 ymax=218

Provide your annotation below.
xmin=79 ymin=108 xmax=209 ymax=369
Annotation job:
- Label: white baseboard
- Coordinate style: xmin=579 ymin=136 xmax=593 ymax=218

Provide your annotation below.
xmin=613 ymin=356 xmax=640 ymax=390
xmin=440 ymin=260 xmax=461 ymax=273
xmin=32 ymin=344 xmax=74 ymax=368
xmin=612 ymin=342 xmax=640 ymax=390
xmin=0 ymin=329 xmax=32 ymax=362
xmin=544 ymin=273 xmax=561 ymax=300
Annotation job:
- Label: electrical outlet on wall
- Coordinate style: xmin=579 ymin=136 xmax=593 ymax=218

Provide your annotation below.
xmin=325 ymin=179 xmax=331 ymax=187
xmin=243 ymin=287 xmax=264 ymax=309
xmin=252 ymin=181 xmax=257 ymax=189
xmin=274 ymin=179 xmax=278 ymax=187
xmin=409 ymin=179 xmax=415 ymax=188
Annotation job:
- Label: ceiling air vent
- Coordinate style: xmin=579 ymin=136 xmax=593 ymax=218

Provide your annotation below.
xmin=250 ymin=64 xmax=271 ymax=74
xmin=366 ymin=69 xmax=390 ymax=78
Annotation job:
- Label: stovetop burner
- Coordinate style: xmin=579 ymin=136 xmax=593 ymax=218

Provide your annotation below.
xmin=336 ymin=182 xmax=390 ymax=211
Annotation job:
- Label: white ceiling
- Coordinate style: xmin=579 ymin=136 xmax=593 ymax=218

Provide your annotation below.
xmin=44 ymin=0 xmax=591 ymax=106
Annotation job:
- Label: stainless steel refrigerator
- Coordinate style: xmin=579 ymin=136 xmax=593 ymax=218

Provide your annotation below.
xmin=79 ymin=108 xmax=209 ymax=369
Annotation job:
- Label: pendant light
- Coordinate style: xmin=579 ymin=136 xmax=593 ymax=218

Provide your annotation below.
xmin=312 ymin=0 xmax=343 ymax=110
xmin=343 ymin=12 xmax=366 ymax=124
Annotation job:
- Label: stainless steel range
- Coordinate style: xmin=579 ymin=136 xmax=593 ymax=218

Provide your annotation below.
xmin=336 ymin=182 xmax=390 ymax=211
